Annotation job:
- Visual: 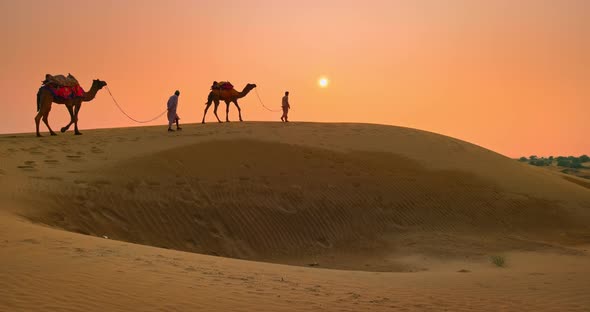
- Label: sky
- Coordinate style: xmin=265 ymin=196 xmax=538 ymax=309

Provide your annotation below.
xmin=0 ymin=0 xmax=588 ymax=157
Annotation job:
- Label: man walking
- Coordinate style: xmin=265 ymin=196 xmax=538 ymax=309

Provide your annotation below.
xmin=167 ymin=90 xmax=181 ymax=132
xmin=281 ymin=91 xmax=290 ymax=122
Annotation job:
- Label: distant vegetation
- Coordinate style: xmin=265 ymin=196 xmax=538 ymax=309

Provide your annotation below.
xmin=518 ymin=155 xmax=589 ymax=169
xmin=490 ymin=255 xmax=506 ymax=268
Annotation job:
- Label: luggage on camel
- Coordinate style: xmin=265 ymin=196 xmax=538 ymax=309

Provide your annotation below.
xmin=211 ymin=81 xmax=234 ymax=90
xmin=41 ymin=73 xmax=85 ymax=99
xmin=43 ymin=73 xmax=80 ymax=87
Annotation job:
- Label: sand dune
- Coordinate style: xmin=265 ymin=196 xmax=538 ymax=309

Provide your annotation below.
xmin=1 ymin=122 xmax=589 ymax=311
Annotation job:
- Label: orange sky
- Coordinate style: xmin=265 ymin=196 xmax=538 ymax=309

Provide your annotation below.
xmin=1 ymin=0 xmax=588 ymax=157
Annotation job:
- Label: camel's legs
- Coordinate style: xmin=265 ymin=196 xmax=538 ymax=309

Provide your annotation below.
xmin=213 ymin=100 xmax=222 ymax=123
xmin=73 ymin=102 xmax=82 ymax=135
xmin=35 ymin=93 xmax=52 ymax=137
xmin=202 ymin=103 xmax=212 ymax=124
xmin=225 ymin=101 xmax=231 ymax=122
xmin=41 ymin=105 xmax=57 ymax=136
xmin=34 ymin=110 xmax=43 ymax=137
xmin=61 ymin=104 xmax=75 ymax=133
xmin=232 ymin=100 xmax=243 ymax=122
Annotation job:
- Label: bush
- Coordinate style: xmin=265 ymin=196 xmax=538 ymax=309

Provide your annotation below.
xmin=490 ymin=255 xmax=506 ymax=267
xmin=580 ymin=155 xmax=589 ymax=163
xmin=570 ymin=160 xmax=583 ymax=168
xmin=519 ymin=157 xmax=528 ymax=162
xmin=557 ymin=159 xmax=583 ymax=168
xmin=530 ymin=159 xmax=549 ymax=166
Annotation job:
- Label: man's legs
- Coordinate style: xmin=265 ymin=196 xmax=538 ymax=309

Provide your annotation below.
xmin=175 ymin=116 xmax=182 ymax=130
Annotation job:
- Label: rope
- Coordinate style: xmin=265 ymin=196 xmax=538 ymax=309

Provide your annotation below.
xmin=105 ymin=86 xmax=168 ymax=123
xmin=255 ymin=88 xmax=282 ymax=112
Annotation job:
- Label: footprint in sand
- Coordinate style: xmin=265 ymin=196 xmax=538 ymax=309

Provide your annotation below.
xmin=89 ymin=179 xmax=112 ymax=188
xmin=91 ymin=146 xmax=104 ymax=154
xmin=21 ymin=238 xmax=41 ymax=244
xmin=45 ymin=176 xmax=63 ymax=181
xmin=74 ymin=180 xmax=89 ymax=189
xmin=44 ymin=159 xmax=60 ymax=164
xmin=66 ymin=155 xmax=84 ymax=162
xmin=17 ymin=161 xmax=37 ymax=171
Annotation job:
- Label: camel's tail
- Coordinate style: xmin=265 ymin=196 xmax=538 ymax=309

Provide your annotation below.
xmin=205 ymin=92 xmax=213 ymax=105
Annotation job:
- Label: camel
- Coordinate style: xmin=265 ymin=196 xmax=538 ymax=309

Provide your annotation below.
xmin=202 ymin=83 xmax=257 ymax=123
xmin=35 ymin=79 xmax=107 ymax=137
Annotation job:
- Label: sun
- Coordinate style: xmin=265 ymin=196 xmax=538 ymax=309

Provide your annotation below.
xmin=318 ymin=77 xmax=329 ymax=88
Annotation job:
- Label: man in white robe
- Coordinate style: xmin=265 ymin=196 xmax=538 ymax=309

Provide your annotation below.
xmin=281 ymin=91 xmax=290 ymax=122
xmin=167 ymin=90 xmax=181 ymax=132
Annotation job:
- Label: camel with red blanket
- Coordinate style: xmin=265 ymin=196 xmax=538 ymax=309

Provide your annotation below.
xmin=35 ymin=75 xmax=107 ymax=137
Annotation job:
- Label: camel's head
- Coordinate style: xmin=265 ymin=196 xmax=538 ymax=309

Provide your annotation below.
xmin=246 ymin=83 xmax=257 ymax=90
xmin=93 ymin=79 xmax=108 ymax=90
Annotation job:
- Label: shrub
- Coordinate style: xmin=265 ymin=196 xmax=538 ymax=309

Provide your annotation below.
xmin=557 ymin=159 xmax=583 ymax=168
xmin=580 ymin=155 xmax=589 ymax=163
xmin=530 ymin=159 xmax=549 ymax=166
xmin=490 ymin=255 xmax=505 ymax=267
xmin=519 ymin=157 xmax=528 ymax=162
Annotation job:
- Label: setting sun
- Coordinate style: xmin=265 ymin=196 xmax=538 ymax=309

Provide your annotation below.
xmin=318 ymin=77 xmax=329 ymax=88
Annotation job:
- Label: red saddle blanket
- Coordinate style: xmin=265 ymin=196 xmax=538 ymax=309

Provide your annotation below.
xmin=47 ymin=85 xmax=85 ymax=99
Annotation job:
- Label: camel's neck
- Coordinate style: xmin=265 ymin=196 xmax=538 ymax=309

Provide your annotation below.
xmin=83 ymin=83 xmax=101 ymax=102
xmin=238 ymin=86 xmax=254 ymax=99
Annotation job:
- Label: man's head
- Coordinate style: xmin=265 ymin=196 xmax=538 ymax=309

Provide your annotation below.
xmin=175 ymin=90 xmax=180 ymax=96
xmin=285 ymin=91 xmax=289 ymax=96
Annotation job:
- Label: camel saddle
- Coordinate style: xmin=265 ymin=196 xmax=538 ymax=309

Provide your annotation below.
xmin=211 ymin=81 xmax=234 ymax=90
xmin=42 ymin=73 xmax=85 ymax=99
xmin=43 ymin=73 xmax=80 ymax=87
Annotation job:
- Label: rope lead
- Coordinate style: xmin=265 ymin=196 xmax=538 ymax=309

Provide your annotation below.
xmin=106 ymin=86 xmax=168 ymax=123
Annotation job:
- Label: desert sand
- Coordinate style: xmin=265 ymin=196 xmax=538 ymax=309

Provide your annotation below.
xmin=1 ymin=122 xmax=589 ymax=311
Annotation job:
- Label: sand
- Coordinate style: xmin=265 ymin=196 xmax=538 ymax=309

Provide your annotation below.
xmin=1 ymin=122 xmax=589 ymax=311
